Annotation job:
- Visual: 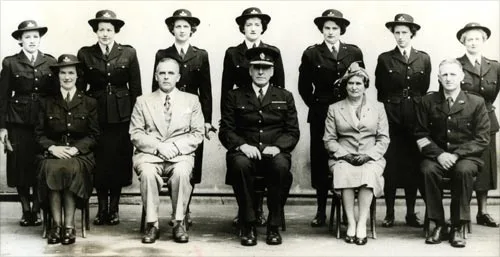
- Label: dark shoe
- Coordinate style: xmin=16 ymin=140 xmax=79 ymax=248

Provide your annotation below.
xmin=107 ymin=212 xmax=120 ymax=225
xmin=240 ymin=224 xmax=257 ymax=246
xmin=425 ymin=225 xmax=444 ymax=244
xmin=93 ymin=212 xmax=107 ymax=226
xmin=344 ymin=235 xmax=355 ymax=244
xmin=406 ymin=213 xmax=423 ymax=228
xmin=266 ymin=227 xmax=282 ymax=245
xmin=47 ymin=226 xmax=61 ymax=244
xmin=477 ymin=214 xmax=499 ymax=227
xmin=142 ymin=225 xmax=159 ymax=244
xmin=19 ymin=212 xmax=31 ymax=226
xmin=310 ymin=213 xmax=326 ymax=227
xmin=31 ymin=211 xmax=42 ymax=226
xmin=449 ymin=226 xmax=466 ymax=248
xmin=173 ymin=223 xmax=189 ymax=243
xmin=355 ymin=236 xmax=368 ymax=245
xmin=61 ymin=227 xmax=76 ymax=245
xmin=382 ymin=215 xmax=394 ymax=228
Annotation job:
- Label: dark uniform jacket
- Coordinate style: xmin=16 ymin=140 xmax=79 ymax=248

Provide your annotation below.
xmin=457 ymin=55 xmax=500 ymax=133
xmin=35 ymin=91 xmax=99 ymax=155
xmin=0 ymin=51 xmax=56 ymax=127
xmin=415 ymin=90 xmax=490 ymax=164
xmin=219 ymin=85 xmax=299 ymax=153
xmin=375 ymin=47 xmax=431 ymax=104
xmin=221 ymin=41 xmax=285 ymax=105
xmin=77 ymin=43 xmax=142 ymax=124
xmin=298 ymin=42 xmax=364 ymax=122
xmin=152 ymin=44 xmax=212 ymax=123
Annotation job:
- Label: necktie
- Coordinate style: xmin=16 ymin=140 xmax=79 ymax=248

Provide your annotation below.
xmin=331 ymin=46 xmax=338 ymax=60
xmin=258 ymin=88 xmax=264 ymax=103
xmin=180 ymin=48 xmax=185 ymax=60
xmin=105 ymin=45 xmax=110 ymax=59
xmin=446 ymin=97 xmax=453 ymax=112
xmin=403 ymin=50 xmax=409 ymax=62
xmin=30 ymin=55 xmax=35 ymax=65
xmin=252 ymin=43 xmax=257 ymax=48
xmin=164 ymin=95 xmax=172 ymax=125
xmin=65 ymin=92 xmax=71 ymax=105
xmin=475 ymin=59 xmax=481 ymax=74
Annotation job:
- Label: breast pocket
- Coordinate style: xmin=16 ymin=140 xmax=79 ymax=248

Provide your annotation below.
xmin=115 ymin=90 xmax=131 ymax=118
xmin=7 ymin=98 xmax=31 ymax=124
xmin=47 ymin=113 xmax=63 ymax=129
xmin=72 ymin=113 xmax=89 ymax=131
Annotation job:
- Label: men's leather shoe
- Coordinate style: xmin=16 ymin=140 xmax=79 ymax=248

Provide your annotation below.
xmin=142 ymin=225 xmax=159 ymax=244
xmin=425 ymin=225 xmax=444 ymax=244
xmin=477 ymin=214 xmax=499 ymax=227
xmin=355 ymin=236 xmax=368 ymax=245
xmin=19 ymin=212 xmax=30 ymax=226
xmin=240 ymin=224 xmax=257 ymax=246
xmin=310 ymin=213 xmax=326 ymax=227
xmin=107 ymin=212 xmax=120 ymax=225
xmin=169 ymin=213 xmax=193 ymax=227
xmin=31 ymin=211 xmax=42 ymax=226
xmin=47 ymin=226 xmax=61 ymax=244
xmin=61 ymin=227 xmax=76 ymax=245
xmin=93 ymin=212 xmax=107 ymax=226
xmin=406 ymin=213 xmax=423 ymax=228
xmin=449 ymin=226 xmax=466 ymax=248
xmin=382 ymin=215 xmax=394 ymax=228
xmin=266 ymin=227 xmax=282 ymax=245
xmin=173 ymin=223 xmax=189 ymax=243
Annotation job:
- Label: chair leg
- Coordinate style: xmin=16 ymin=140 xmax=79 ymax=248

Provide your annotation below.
xmin=140 ymin=207 xmax=146 ymax=233
xmin=423 ymin=209 xmax=430 ymax=238
xmin=185 ymin=185 xmax=195 ymax=231
xmin=42 ymin=209 xmax=49 ymax=238
xmin=328 ymin=195 xmax=335 ymax=233
xmin=85 ymin=200 xmax=90 ymax=231
xmin=370 ymin=198 xmax=377 ymax=239
xmin=335 ymin=196 xmax=341 ymax=239
xmin=81 ymin=207 xmax=86 ymax=238
xmin=467 ymin=220 xmax=471 ymax=233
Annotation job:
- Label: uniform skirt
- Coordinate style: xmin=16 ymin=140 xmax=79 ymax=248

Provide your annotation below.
xmin=94 ymin=123 xmax=133 ymax=188
xmin=474 ymin=135 xmax=497 ymax=191
xmin=330 ymin=160 xmax=385 ymax=198
xmin=37 ymin=152 xmax=95 ymax=203
xmin=6 ymin=124 xmax=37 ymax=187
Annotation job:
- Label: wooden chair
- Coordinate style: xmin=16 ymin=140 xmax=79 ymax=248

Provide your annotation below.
xmin=42 ymin=198 xmax=90 ymax=238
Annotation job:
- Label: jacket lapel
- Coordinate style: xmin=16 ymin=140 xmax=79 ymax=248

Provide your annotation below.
xmin=260 ymin=85 xmax=275 ymax=108
xmin=146 ymin=90 xmax=170 ymax=138
xmin=338 ymin=100 xmax=359 ymax=131
xmin=16 ymin=51 xmax=32 ymax=66
xmin=390 ymin=47 xmax=407 ymax=64
xmin=67 ymin=91 xmax=83 ymax=110
xmin=480 ymin=57 xmax=491 ymax=76
xmin=336 ymin=42 xmax=349 ymax=61
xmin=106 ymin=43 xmax=121 ymax=61
xmin=407 ymin=48 xmax=419 ymax=65
xmin=319 ymin=42 xmax=335 ymax=60
xmin=90 ymin=43 xmax=106 ymax=61
xmin=448 ymin=91 xmax=466 ymax=115
xmin=242 ymin=86 xmax=260 ymax=109
xmin=182 ymin=45 xmax=196 ymax=62
xmin=458 ymin=54 xmax=479 ymax=76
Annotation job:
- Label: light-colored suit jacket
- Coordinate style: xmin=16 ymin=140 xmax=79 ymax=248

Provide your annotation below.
xmin=129 ymin=88 xmax=204 ymax=168
xmin=323 ymin=97 xmax=390 ymax=168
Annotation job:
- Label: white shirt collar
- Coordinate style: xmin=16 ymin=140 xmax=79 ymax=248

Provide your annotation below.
xmin=466 ymin=52 xmax=482 ymax=66
xmin=252 ymin=83 xmax=269 ymax=98
xmin=325 ymin=41 xmax=340 ymax=52
xmin=22 ymin=49 xmax=37 ymax=62
xmin=60 ymin=87 xmax=77 ymax=101
xmin=99 ymin=41 xmax=114 ymax=55
xmin=159 ymin=87 xmax=179 ymax=104
xmin=443 ymin=89 xmax=461 ymax=103
xmin=397 ymin=45 xmax=412 ymax=57
xmin=245 ymin=39 xmax=261 ymax=49
xmin=174 ymin=43 xmax=190 ymax=56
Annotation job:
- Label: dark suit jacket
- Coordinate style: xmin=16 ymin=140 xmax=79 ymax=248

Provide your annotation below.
xmin=457 ymin=55 xmax=500 ymax=132
xmin=221 ymin=41 xmax=285 ymax=105
xmin=415 ymin=90 xmax=490 ymax=164
xmin=77 ymin=42 xmax=142 ymax=124
xmin=152 ymin=44 xmax=212 ymax=123
xmin=0 ymin=51 xmax=57 ymax=127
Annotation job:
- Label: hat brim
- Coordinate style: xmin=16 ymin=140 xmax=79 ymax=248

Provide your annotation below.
xmin=11 ymin=27 xmax=47 ymax=39
xmin=249 ymin=60 xmax=274 ymax=66
xmin=50 ymin=61 xmax=81 ymax=71
xmin=88 ymin=19 xmax=125 ymax=30
xmin=385 ymin=21 xmax=421 ymax=31
xmin=165 ymin=16 xmax=200 ymax=27
xmin=314 ymin=17 xmax=350 ymax=28
xmin=235 ymin=14 xmax=271 ymax=26
xmin=456 ymin=26 xmax=491 ymax=41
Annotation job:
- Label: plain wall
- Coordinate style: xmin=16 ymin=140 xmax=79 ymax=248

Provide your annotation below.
xmin=0 ymin=0 xmax=499 ymax=195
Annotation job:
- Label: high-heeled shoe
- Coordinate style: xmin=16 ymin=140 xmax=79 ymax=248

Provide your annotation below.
xmin=19 ymin=211 xmax=31 ymax=226
xmin=355 ymin=236 xmax=368 ymax=245
xmin=344 ymin=235 xmax=355 ymax=244
xmin=61 ymin=227 xmax=76 ymax=245
xmin=31 ymin=211 xmax=42 ymax=226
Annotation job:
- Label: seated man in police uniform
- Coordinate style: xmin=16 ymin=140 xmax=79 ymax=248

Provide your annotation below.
xmin=219 ymin=47 xmax=299 ymax=246
xmin=129 ymin=57 xmax=204 ymax=244
xmin=415 ymin=58 xmax=490 ymax=248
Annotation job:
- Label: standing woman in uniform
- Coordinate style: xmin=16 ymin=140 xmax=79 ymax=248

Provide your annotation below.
xmin=375 ymin=14 xmax=431 ymax=228
xmin=298 ymin=9 xmax=364 ymax=227
xmin=456 ymin=22 xmax=500 ymax=227
xmin=221 ymin=7 xmax=286 ymax=226
xmin=78 ymin=10 xmax=142 ymax=226
xmin=152 ymin=9 xmax=216 ymax=224
xmin=0 ymin=20 xmax=57 ymax=226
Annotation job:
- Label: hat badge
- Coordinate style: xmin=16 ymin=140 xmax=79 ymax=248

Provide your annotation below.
xmin=328 ymin=11 xmax=335 ymax=17
xmin=250 ymin=9 xmax=259 ymax=14
xmin=179 ymin=11 xmax=187 ymax=16
xmin=62 ymin=56 xmax=71 ymax=63
xmin=26 ymin=22 xmax=35 ymax=28
xmin=259 ymin=52 xmax=266 ymax=60
xmin=398 ymin=16 xmax=406 ymax=22
xmin=102 ymin=12 xmax=111 ymax=18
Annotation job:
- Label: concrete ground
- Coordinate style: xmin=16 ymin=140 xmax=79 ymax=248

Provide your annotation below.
xmin=0 ymin=197 xmax=499 ymax=257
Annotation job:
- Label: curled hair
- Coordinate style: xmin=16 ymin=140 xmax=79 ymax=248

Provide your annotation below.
xmin=459 ymin=29 xmax=487 ymax=44
xmin=91 ymin=21 xmax=120 ymax=33
xmin=238 ymin=17 xmax=268 ymax=35
xmin=167 ymin=19 xmax=197 ymax=36
xmin=390 ymin=24 xmax=418 ymax=38
xmin=316 ymin=20 xmax=346 ymax=35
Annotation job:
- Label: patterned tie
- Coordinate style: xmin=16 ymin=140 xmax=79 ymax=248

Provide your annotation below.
xmin=105 ymin=45 xmax=110 ymax=59
xmin=164 ymin=94 xmax=172 ymax=125
xmin=258 ymin=88 xmax=264 ymax=103
xmin=446 ymin=97 xmax=453 ymax=112
xmin=180 ymin=48 xmax=185 ymax=60
xmin=403 ymin=50 xmax=409 ymax=62
xmin=30 ymin=54 xmax=35 ymax=65
xmin=475 ymin=59 xmax=481 ymax=74
xmin=331 ymin=46 xmax=338 ymax=60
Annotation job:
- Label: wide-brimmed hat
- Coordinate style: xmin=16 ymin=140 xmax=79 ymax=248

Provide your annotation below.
xmin=313 ymin=9 xmax=350 ymax=28
xmin=245 ymin=46 xmax=279 ymax=66
xmin=385 ymin=13 xmax=421 ymax=31
xmin=165 ymin=9 xmax=200 ymax=27
xmin=11 ymin=20 xmax=47 ymax=39
xmin=88 ymin=10 xmax=125 ymax=31
xmin=456 ymin=22 xmax=491 ymax=41
xmin=50 ymin=54 xmax=80 ymax=71
xmin=235 ymin=7 xmax=271 ymax=26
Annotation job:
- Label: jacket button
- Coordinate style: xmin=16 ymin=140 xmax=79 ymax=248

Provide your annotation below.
xmin=107 ymin=63 xmax=110 ymax=66
xmin=259 ymin=130 xmax=263 ymax=133
xmin=481 ymin=87 xmax=485 ymax=90
xmin=406 ymin=76 xmax=410 ymax=79
xmin=34 ymin=87 xmax=38 ymax=90
xmin=258 ymin=120 xmax=262 ymax=123
xmin=34 ymin=69 xmax=38 ymax=72
xmin=68 ymin=112 xmax=71 ymax=115
xmin=107 ymin=73 xmax=111 ymax=76
xmin=407 ymin=67 xmax=410 ymax=69
xmin=35 ymin=78 xmax=38 ymax=81
xmin=184 ymin=64 xmax=187 ymax=68
xmin=259 ymin=110 xmax=262 ymax=114
xmin=15 ymin=100 xmax=18 ymax=103
xmin=67 ymin=123 xmax=71 ymax=126
xmin=447 ymin=116 xmax=451 ymax=120
xmin=66 ymin=142 xmax=70 ymax=146
xmin=259 ymin=142 xmax=262 ymax=145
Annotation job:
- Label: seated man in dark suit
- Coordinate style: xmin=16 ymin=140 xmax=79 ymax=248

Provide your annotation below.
xmin=415 ymin=58 xmax=490 ymax=248
xmin=219 ymin=47 xmax=300 ymax=246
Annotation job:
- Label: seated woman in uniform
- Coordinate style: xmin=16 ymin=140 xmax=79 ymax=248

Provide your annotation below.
xmin=35 ymin=54 xmax=99 ymax=245
xmin=323 ymin=65 xmax=389 ymax=245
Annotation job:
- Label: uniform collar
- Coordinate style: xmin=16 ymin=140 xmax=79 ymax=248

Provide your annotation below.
xmin=159 ymin=87 xmax=179 ymax=104
xmin=325 ymin=40 xmax=340 ymax=52
xmin=174 ymin=43 xmax=190 ymax=56
xmin=397 ymin=45 xmax=412 ymax=57
xmin=99 ymin=41 xmax=115 ymax=55
xmin=245 ymin=39 xmax=261 ymax=49
xmin=252 ymin=82 xmax=269 ymax=97
xmin=465 ymin=52 xmax=482 ymax=66
xmin=443 ymin=88 xmax=461 ymax=103
xmin=60 ymin=87 xmax=77 ymax=102
xmin=22 ymin=49 xmax=38 ymax=62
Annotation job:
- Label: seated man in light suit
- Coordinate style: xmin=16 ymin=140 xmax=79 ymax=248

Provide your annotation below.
xmin=129 ymin=57 xmax=204 ymax=244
